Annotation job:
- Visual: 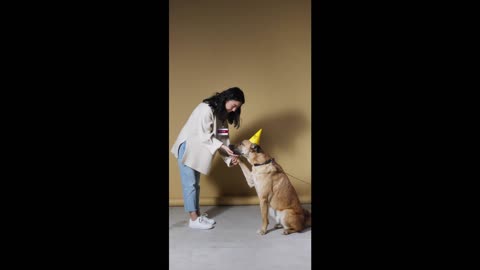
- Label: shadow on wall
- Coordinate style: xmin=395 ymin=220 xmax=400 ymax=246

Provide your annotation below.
xmin=207 ymin=109 xmax=308 ymax=201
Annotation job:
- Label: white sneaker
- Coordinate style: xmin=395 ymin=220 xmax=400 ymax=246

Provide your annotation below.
xmin=200 ymin=213 xmax=216 ymax=225
xmin=189 ymin=216 xmax=213 ymax=230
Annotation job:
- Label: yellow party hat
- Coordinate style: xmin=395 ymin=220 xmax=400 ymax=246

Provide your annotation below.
xmin=248 ymin=129 xmax=263 ymax=145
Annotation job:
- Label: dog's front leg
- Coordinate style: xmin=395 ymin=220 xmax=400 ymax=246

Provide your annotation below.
xmin=257 ymin=197 xmax=269 ymax=235
xmin=238 ymin=160 xmax=255 ymax=187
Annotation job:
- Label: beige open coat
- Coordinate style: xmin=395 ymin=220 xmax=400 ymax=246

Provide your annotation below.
xmin=171 ymin=102 xmax=233 ymax=175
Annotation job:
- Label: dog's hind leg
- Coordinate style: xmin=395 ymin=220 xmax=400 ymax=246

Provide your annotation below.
xmin=281 ymin=210 xmax=304 ymax=235
xmin=282 ymin=228 xmax=298 ymax=235
xmin=303 ymin=208 xmax=311 ymax=227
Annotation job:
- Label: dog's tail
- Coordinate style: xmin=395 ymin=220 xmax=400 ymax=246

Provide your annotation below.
xmin=303 ymin=208 xmax=311 ymax=227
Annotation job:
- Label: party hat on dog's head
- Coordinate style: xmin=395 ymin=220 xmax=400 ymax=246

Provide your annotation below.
xmin=248 ymin=129 xmax=263 ymax=145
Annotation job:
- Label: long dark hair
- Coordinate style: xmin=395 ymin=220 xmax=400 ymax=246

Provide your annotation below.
xmin=203 ymin=87 xmax=245 ymax=128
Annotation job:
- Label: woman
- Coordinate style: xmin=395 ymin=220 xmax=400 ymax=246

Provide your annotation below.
xmin=171 ymin=87 xmax=245 ymax=229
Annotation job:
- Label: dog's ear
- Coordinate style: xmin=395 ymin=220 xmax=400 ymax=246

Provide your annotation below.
xmin=251 ymin=143 xmax=262 ymax=153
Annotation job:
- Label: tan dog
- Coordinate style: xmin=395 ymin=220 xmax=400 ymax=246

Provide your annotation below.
xmin=233 ymin=140 xmax=311 ymax=235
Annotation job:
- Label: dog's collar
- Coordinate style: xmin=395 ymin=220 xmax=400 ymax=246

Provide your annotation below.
xmin=253 ymin=158 xmax=274 ymax=167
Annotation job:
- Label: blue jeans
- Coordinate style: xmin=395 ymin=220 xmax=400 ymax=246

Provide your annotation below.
xmin=177 ymin=141 xmax=200 ymax=213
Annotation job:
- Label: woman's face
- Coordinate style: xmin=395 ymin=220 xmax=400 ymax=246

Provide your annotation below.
xmin=225 ymin=100 xmax=243 ymax=113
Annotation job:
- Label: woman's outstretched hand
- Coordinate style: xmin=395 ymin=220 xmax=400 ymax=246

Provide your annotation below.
xmin=221 ymin=144 xmax=238 ymax=157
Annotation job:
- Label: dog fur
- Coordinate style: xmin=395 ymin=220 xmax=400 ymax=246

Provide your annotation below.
xmin=233 ymin=140 xmax=311 ymax=235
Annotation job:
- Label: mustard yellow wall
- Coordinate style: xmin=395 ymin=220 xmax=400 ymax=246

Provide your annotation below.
xmin=169 ymin=0 xmax=311 ymax=206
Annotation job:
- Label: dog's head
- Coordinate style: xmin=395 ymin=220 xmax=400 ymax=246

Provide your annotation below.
xmin=232 ymin=140 xmax=263 ymax=158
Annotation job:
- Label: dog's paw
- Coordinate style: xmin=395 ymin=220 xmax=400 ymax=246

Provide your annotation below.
xmin=257 ymin=229 xmax=267 ymax=235
xmin=274 ymin=224 xmax=283 ymax=229
xmin=283 ymin=229 xmax=296 ymax=235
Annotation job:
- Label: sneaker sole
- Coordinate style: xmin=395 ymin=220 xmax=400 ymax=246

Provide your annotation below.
xmin=189 ymin=226 xmax=214 ymax=230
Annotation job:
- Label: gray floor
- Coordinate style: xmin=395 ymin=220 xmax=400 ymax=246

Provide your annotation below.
xmin=169 ymin=204 xmax=311 ymax=270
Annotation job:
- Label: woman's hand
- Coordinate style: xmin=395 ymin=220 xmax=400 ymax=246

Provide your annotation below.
xmin=231 ymin=156 xmax=239 ymax=166
xmin=221 ymin=144 xmax=238 ymax=157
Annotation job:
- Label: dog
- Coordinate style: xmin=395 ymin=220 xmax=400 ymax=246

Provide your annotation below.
xmin=232 ymin=140 xmax=311 ymax=235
